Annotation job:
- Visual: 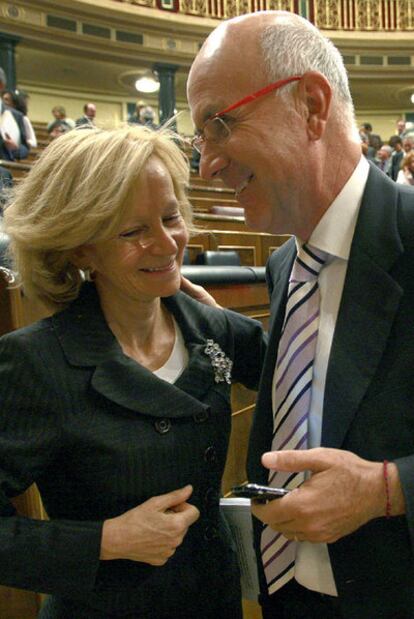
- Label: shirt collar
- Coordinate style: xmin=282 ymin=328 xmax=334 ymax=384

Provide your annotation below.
xmin=297 ymin=156 xmax=369 ymax=261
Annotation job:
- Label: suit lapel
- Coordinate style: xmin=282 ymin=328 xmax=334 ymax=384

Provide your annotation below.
xmin=256 ymin=242 xmax=295 ymax=416
xmin=322 ymin=165 xmax=404 ymax=447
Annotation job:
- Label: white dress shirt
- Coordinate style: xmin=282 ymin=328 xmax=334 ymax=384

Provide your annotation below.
xmin=294 ymin=156 xmax=370 ymax=595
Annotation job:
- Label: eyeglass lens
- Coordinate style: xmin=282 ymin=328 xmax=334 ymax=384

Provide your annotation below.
xmin=193 ymin=117 xmax=231 ymax=153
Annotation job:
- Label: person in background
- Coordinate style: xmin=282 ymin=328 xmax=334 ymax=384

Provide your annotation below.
xmin=359 ymin=122 xmax=382 ymax=153
xmin=396 ymin=151 xmax=414 ymax=186
xmin=2 ymin=89 xmax=37 ymax=149
xmin=47 ymin=119 xmax=72 ymax=141
xmin=187 ymin=9 xmax=414 ymax=619
xmin=128 ymin=100 xmax=146 ymax=124
xmin=0 ymin=68 xmax=29 ymax=160
xmin=76 ymin=102 xmax=97 ymax=127
xmin=388 ymin=135 xmax=404 ymax=181
xmin=374 ymin=144 xmax=392 ymax=175
xmin=396 ymin=118 xmax=406 ymax=137
xmin=0 ymin=125 xmax=266 ymax=619
xmin=47 ymin=106 xmax=75 ymax=132
xmin=138 ymin=105 xmax=158 ymax=130
xmin=402 ymin=136 xmax=414 ymax=154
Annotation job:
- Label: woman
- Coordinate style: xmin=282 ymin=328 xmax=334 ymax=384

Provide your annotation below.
xmin=0 ymin=126 xmax=266 ymax=618
xmin=396 ymin=151 xmax=414 ymax=186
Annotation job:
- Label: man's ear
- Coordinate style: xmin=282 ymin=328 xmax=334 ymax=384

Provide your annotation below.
xmin=297 ymin=71 xmax=332 ymax=140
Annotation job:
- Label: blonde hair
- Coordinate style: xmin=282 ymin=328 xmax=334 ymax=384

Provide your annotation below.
xmin=4 ymin=125 xmax=192 ymax=309
xmin=402 ymin=151 xmax=414 ymax=169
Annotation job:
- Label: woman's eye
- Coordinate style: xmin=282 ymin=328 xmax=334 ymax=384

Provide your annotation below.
xmin=163 ymin=214 xmax=181 ymax=225
xmin=119 ymin=228 xmax=143 ymax=239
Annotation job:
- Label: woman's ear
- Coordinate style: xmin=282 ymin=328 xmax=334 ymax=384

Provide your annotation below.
xmin=297 ymin=71 xmax=332 ymax=141
xmin=68 ymin=245 xmax=92 ymax=270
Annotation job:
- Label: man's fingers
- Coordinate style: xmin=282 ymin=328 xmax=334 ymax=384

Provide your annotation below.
xmin=261 ymin=447 xmax=340 ymax=473
xmin=180 ymin=276 xmax=220 ymax=307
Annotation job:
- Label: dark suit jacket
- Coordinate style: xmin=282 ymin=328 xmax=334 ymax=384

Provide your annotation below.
xmin=0 ymin=284 xmax=266 ymax=617
xmin=389 ymin=149 xmax=404 ymax=181
xmin=0 ymin=103 xmax=29 ymax=160
xmin=247 ymin=163 xmax=414 ymax=619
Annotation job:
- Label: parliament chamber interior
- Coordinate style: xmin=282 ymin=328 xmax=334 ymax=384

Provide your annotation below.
xmin=0 ymin=1 xmax=414 ymax=617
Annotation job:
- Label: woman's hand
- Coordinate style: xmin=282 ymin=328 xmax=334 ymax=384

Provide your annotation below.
xmin=100 ymin=485 xmax=200 ymax=565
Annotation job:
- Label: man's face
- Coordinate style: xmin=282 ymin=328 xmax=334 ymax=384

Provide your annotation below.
xmin=86 ymin=104 xmax=96 ymax=119
xmin=403 ymin=138 xmax=413 ymax=153
xmin=187 ymin=47 xmax=309 ymax=236
xmin=397 ymin=120 xmax=405 ymax=134
xmin=377 ymin=148 xmax=390 ymax=161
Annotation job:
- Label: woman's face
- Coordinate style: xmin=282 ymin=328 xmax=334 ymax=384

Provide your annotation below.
xmin=80 ymin=156 xmax=189 ymax=305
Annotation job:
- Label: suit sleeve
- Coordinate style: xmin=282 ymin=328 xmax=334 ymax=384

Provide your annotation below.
xmin=0 ymin=333 xmax=102 ymax=595
xmin=222 ymin=309 xmax=267 ymax=391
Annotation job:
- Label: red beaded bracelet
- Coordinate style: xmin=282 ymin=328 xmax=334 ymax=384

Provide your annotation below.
xmin=383 ymin=459 xmax=391 ymax=519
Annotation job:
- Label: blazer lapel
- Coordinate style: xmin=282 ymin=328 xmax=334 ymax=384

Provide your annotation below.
xmin=53 ymin=284 xmax=209 ymax=419
xmin=322 ymin=165 xmax=404 ymax=447
xmin=92 ymin=355 xmax=209 ymax=419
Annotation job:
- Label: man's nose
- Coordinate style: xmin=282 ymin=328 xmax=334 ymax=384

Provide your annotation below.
xmin=198 ymin=145 xmax=228 ymax=181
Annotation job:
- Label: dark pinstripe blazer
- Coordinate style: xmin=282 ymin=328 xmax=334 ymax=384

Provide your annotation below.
xmin=0 ymin=284 xmax=266 ymax=617
xmin=247 ymin=163 xmax=414 ymax=619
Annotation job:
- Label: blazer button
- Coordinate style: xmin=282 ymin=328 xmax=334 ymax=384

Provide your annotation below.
xmin=204 ymin=525 xmax=219 ymax=541
xmin=154 ymin=419 xmax=171 ymax=434
xmin=193 ymin=409 xmax=210 ymax=423
xmin=204 ymin=487 xmax=218 ymax=509
xmin=204 ymin=446 xmax=217 ymax=464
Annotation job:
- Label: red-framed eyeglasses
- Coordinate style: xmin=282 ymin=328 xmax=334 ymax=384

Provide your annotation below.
xmin=191 ymin=75 xmax=302 ymax=153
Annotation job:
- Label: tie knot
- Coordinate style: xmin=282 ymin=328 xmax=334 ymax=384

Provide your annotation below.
xmin=290 ymin=244 xmax=328 ymax=283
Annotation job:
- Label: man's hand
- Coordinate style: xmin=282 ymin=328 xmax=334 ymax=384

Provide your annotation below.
xmin=180 ymin=275 xmax=221 ymax=308
xmin=252 ymin=448 xmax=405 ymax=544
xmin=100 ymin=485 xmax=200 ymax=565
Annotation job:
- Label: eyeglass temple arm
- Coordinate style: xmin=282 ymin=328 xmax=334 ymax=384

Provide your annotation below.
xmin=214 ymin=76 xmax=302 ymax=118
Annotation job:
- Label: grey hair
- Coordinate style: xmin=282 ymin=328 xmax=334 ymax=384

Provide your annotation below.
xmin=260 ymin=12 xmax=355 ymax=131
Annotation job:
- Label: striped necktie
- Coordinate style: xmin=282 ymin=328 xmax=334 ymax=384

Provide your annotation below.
xmin=261 ymin=243 xmax=328 ymax=595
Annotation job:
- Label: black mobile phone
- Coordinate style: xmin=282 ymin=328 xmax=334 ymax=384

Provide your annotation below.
xmin=231 ymin=483 xmax=290 ymax=503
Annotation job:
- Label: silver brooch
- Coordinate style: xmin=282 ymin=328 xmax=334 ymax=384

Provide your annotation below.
xmin=204 ymin=339 xmax=233 ymax=384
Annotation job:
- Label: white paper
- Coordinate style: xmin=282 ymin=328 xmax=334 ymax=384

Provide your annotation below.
xmin=0 ymin=109 xmax=20 ymax=147
xmin=220 ymin=497 xmax=260 ymax=600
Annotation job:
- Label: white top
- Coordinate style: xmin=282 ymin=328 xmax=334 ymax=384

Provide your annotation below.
xmin=152 ymin=318 xmax=188 ymax=384
xmin=23 ymin=116 xmax=37 ymax=149
xmin=396 ymin=169 xmax=414 ymax=186
xmin=0 ymin=108 xmax=21 ymax=147
xmin=294 ymin=156 xmax=370 ymax=595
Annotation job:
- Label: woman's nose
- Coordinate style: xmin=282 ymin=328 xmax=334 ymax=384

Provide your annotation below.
xmin=145 ymin=225 xmax=178 ymax=254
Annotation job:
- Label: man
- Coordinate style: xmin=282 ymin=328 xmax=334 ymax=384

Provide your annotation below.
xmin=75 ymin=102 xmax=96 ymax=127
xmin=359 ymin=122 xmax=382 ymax=152
xmin=187 ymin=10 xmax=414 ymax=619
xmin=402 ymin=136 xmax=414 ymax=154
xmin=0 ymin=67 xmax=29 ymax=160
xmin=388 ymin=135 xmax=404 ymax=181
xmin=374 ymin=144 xmax=392 ymax=175
xmin=47 ymin=105 xmax=75 ymax=131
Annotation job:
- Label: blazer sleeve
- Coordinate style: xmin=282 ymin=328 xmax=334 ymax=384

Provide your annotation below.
xmin=0 ymin=332 xmax=102 ymax=595
xmin=222 ymin=309 xmax=267 ymax=391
